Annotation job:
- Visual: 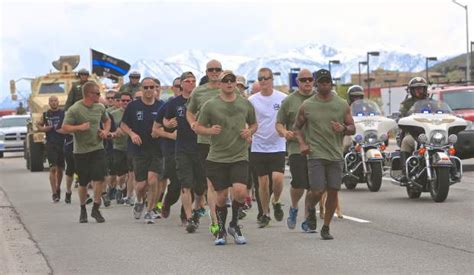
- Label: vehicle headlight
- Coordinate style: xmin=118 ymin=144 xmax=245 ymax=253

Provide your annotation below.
xmin=364 ymin=131 xmax=378 ymax=144
xmin=418 ymin=134 xmax=428 ymax=144
xmin=448 ymin=134 xmax=457 ymax=144
xmin=430 ymin=131 xmax=446 ymax=145
xmin=354 ymin=134 xmax=363 ymax=143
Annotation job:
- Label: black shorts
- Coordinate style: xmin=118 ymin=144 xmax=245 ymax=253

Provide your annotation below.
xmin=74 ymin=149 xmax=106 ymax=187
xmin=198 ymin=143 xmax=210 ymax=175
xmin=175 ymin=151 xmax=206 ymax=195
xmin=160 ymin=154 xmax=176 ymax=180
xmin=308 ymin=159 xmax=343 ymax=192
xmin=113 ymin=150 xmax=128 ymax=176
xmin=127 ymin=152 xmax=134 ymax=172
xmin=288 ymin=154 xmax=309 ymax=189
xmin=133 ymin=152 xmax=163 ymax=182
xmin=46 ymin=143 xmax=65 ymax=168
xmin=206 ymin=160 xmax=249 ymax=192
xmin=64 ymin=150 xmax=75 ymax=177
xmin=250 ymin=152 xmax=286 ymax=176
xmin=105 ymin=150 xmax=116 ymax=176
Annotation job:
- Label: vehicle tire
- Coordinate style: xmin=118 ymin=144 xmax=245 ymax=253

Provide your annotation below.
xmin=29 ymin=138 xmax=44 ymax=172
xmin=366 ymin=162 xmax=383 ymax=192
xmin=430 ymin=167 xmax=450 ymax=202
xmin=406 ymin=187 xmax=421 ymax=199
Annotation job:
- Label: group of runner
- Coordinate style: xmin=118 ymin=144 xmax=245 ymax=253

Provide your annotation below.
xmin=38 ymin=59 xmax=355 ymax=245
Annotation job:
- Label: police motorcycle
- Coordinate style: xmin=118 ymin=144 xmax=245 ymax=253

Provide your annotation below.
xmin=390 ymin=99 xmax=466 ymax=202
xmin=342 ymin=99 xmax=397 ymax=191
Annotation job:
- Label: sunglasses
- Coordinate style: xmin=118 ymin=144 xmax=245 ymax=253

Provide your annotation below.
xmin=258 ymin=76 xmax=272 ymax=81
xmin=207 ymin=67 xmax=222 ymax=73
xmin=79 ymin=73 xmax=89 ymax=76
xmin=173 ymin=84 xmax=181 ymax=88
xmin=143 ymin=85 xmax=155 ymax=90
xmin=298 ymin=77 xmax=314 ymax=82
xmin=106 ymin=97 xmax=115 ymax=100
xmin=221 ymin=76 xmax=236 ymax=83
xmin=182 ymin=79 xmax=196 ymax=84
xmin=130 ymin=76 xmax=140 ymax=79
xmin=121 ymin=99 xmax=132 ymax=102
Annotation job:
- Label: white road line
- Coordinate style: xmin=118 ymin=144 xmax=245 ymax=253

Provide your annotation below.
xmin=316 ymin=211 xmax=371 ymax=223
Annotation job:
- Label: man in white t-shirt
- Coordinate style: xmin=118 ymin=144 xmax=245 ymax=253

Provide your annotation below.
xmin=248 ymin=67 xmax=287 ymax=228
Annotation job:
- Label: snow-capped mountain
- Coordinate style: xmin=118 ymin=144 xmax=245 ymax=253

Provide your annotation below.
xmin=130 ymin=43 xmax=450 ymax=86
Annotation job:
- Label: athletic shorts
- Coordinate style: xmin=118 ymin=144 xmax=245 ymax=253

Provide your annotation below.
xmin=105 ymin=150 xmax=116 ymax=176
xmin=160 ymin=154 xmax=176 ymax=181
xmin=46 ymin=143 xmax=65 ymax=168
xmin=307 ymin=159 xmax=343 ymax=192
xmin=133 ymin=151 xmax=163 ymax=182
xmin=74 ymin=149 xmax=106 ymax=187
xmin=113 ymin=150 xmax=128 ymax=176
xmin=127 ymin=152 xmax=134 ymax=172
xmin=64 ymin=150 xmax=75 ymax=177
xmin=206 ymin=160 xmax=248 ymax=192
xmin=175 ymin=151 xmax=206 ymax=195
xmin=198 ymin=143 xmax=210 ymax=175
xmin=250 ymin=152 xmax=286 ymax=176
xmin=288 ymin=154 xmax=309 ymax=189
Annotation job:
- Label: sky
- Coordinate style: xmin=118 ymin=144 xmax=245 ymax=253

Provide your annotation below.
xmin=0 ymin=0 xmax=472 ymax=99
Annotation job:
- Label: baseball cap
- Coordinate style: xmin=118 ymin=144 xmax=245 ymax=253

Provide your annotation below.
xmin=236 ymin=75 xmax=247 ymax=88
xmin=78 ymin=68 xmax=89 ymax=75
xmin=314 ymin=69 xmax=332 ymax=82
xmin=219 ymin=70 xmax=236 ymax=81
xmin=180 ymin=71 xmax=195 ymax=81
xmin=129 ymin=71 xmax=141 ymax=78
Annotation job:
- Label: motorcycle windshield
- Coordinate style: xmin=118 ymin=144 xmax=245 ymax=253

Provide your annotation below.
xmin=351 ymin=99 xmax=383 ymax=117
xmin=409 ymin=99 xmax=453 ymax=115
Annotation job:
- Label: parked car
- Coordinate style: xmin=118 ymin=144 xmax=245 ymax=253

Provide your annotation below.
xmin=430 ymin=85 xmax=474 ymax=159
xmin=0 ymin=114 xmax=29 ymax=158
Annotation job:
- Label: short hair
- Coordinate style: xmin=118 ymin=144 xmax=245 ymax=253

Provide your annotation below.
xmin=141 ymin=77 xmax=156 ymax=85
xmin=153 ymin=78 xmax=161 ymax=86
xmin=258 ymin=67 xmax=273 ymax=77
xmin=82 ymin=81 xmax=99 ymax=98
xmin=120 ymin=92 xmax=133 ymax=99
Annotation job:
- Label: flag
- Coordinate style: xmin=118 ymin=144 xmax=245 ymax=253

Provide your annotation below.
xmin=91 ymin=49 xmax=131 ymax=81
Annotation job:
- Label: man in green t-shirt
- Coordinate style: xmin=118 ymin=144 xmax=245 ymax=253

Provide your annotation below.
xmin=294 ymin=69 xmax=355 ymax=240
xmin=195 ymin=70 xmax=257 ymax=245
xmin=62 ymin=81 xmax=111 ymax=224
xmin=186 ymin=59 xmax=224 ymax=235
xmin=65 ymin=69 xmax=90 ymax=111
xmin=276 ymin=68 xmax=316 ymax=232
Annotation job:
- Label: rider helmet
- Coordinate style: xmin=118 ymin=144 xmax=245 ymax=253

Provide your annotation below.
xmin=347 ymin=85 xmax=365 ymax=104
xmin=407 ymin=77 xmax=428 ymax=99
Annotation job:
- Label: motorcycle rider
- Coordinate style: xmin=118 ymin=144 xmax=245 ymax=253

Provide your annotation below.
xmin=343 ymin=85 xmax=365 ymax=152
xmin=398 ymin=77 xmax=429 ymax=183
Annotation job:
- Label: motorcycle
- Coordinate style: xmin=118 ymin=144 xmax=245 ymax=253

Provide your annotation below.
xmin=390 ymin=99 xmax=466 ymax=202
xmin=342 ymin=99 xmax=397 ymax=192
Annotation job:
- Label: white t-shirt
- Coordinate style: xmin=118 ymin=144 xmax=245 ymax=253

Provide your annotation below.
xmin=248 ymin=90 xmax=287 ymax=153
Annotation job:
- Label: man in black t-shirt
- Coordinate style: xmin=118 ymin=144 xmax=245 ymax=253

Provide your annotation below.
xmin=37 ymin=96 xmax=66 ymax=202
xmin=121 ymin=77 xmax=164 ymax=224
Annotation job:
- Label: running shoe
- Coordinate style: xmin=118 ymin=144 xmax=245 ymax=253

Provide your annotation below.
xmin=144 ymin=211 xmax=155 ymax=224
xmin=320 ymin=225 xmax=334 ymax=240
xmin=152 ymin=209 xmax=162 ymax=219
xmin=287 ymin=207 xmax=298 ymax=230
xmin=196 ymin=207 xmax=206 ymax=217
xmin=191 ymin=210 xmax=200 ymax=227
xmin=133 ymin=203 xmax=144 ymax=219
xmin=228 ymin=224 xmax=247 ymax=245
xmin=214 ymin=228 xmax=227 ymax=245
xmin=91 ymin=207 xmax=105 ymax=223
xmin=258 ymin=215 xmax=271 ymax=228
xmin=273 ymin=202 xmax=284 ymax=221
xmin=102 ymin=193 xmax=111 ymax=207
xmin=65 ymin=192 xmax=72 ymax=204
xmin=79 ymin=208 xmax=88 ymax=223
xmin=186 ymin=219 xmax=197 ymax=233
xmin=238 ymin=208 xmax=247 ymax=220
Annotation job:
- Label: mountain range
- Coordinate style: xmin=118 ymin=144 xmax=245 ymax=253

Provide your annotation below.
xmin=132 ymin=43 xmax=451 ymax=86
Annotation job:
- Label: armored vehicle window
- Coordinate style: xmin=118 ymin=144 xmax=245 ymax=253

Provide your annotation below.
xmin=39 ymin=83 xmax=65 ymax=94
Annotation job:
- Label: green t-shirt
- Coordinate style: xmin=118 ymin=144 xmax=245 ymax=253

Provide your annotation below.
xmin=187 ymin=83 xmax=221 ymax=145
xmin=276 ymin=90 xmax=314 ymax=156
xmin=109 ymin=108 xmax=128 ymax=151
xmin=198 ymin=94 xmax=256 ymax=163
xmin=65 ymin=82 xmax=85 ymax=111
xmin=119 ymin=82 xmax=141 ymax=98
xmin=301 ymin=94 xmax=348 ymax=161
xmin=399 ymin=97 xmax=418 ymax=118
xmin=63 ymin=101 xmax=108 ymax=154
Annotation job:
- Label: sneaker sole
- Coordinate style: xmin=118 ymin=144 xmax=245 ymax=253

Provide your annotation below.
xmin=214 ymin=239 xmax=226 ymax=245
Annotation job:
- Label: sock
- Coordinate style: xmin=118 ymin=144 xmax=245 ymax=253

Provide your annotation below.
xmin=92 ymin=202 xmax=100 ymax=211
xmin=216 ymin=206 xmax=228 ymax=230
xmin=80 ymin=204 xmax=86 ymax=211
xmin=230 ymin=200 xmax=243 ymax=227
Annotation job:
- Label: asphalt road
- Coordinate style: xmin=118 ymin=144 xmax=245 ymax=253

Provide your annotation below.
xmin=0 ymin=153 xmax=473 ymax=274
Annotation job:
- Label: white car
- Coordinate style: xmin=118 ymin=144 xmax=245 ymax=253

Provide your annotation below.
xmin=0 ymin=115 xmax=29 ymax=158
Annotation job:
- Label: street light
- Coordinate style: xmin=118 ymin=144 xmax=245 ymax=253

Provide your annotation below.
xmin=425 ymin=57 xmax=438 ymax=84
xmin=384 ymin=79 xmax=396 ymax=115
xmin=358 ymin=61 xmax=367 ymax=86
xmin=452 ymin=0 xmax=470 ymax=83
xmin=367 ymin=51 xmax=380 ymax=99
xmin=328 ymin=60 xmax=340 ymax=76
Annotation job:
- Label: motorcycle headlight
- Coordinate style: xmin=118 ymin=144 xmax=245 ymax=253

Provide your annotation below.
xmin=430 ymin=131 xmax=446 ymax=146
xmin=448 ymin=134 xmax=457 ymax=144
xmin=364 ymin=131 xmax=378 ymax=144
xmin=354 ymin=134 xmax=363 ymax=143
xmin=418 ymin=134 xmax=428 ymax=144
xmin=379 ymin=133 xmax=388 ymax=142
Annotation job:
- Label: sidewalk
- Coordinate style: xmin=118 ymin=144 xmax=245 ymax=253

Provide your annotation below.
xmin=0 ymin=187 xmax=51 ymax=274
